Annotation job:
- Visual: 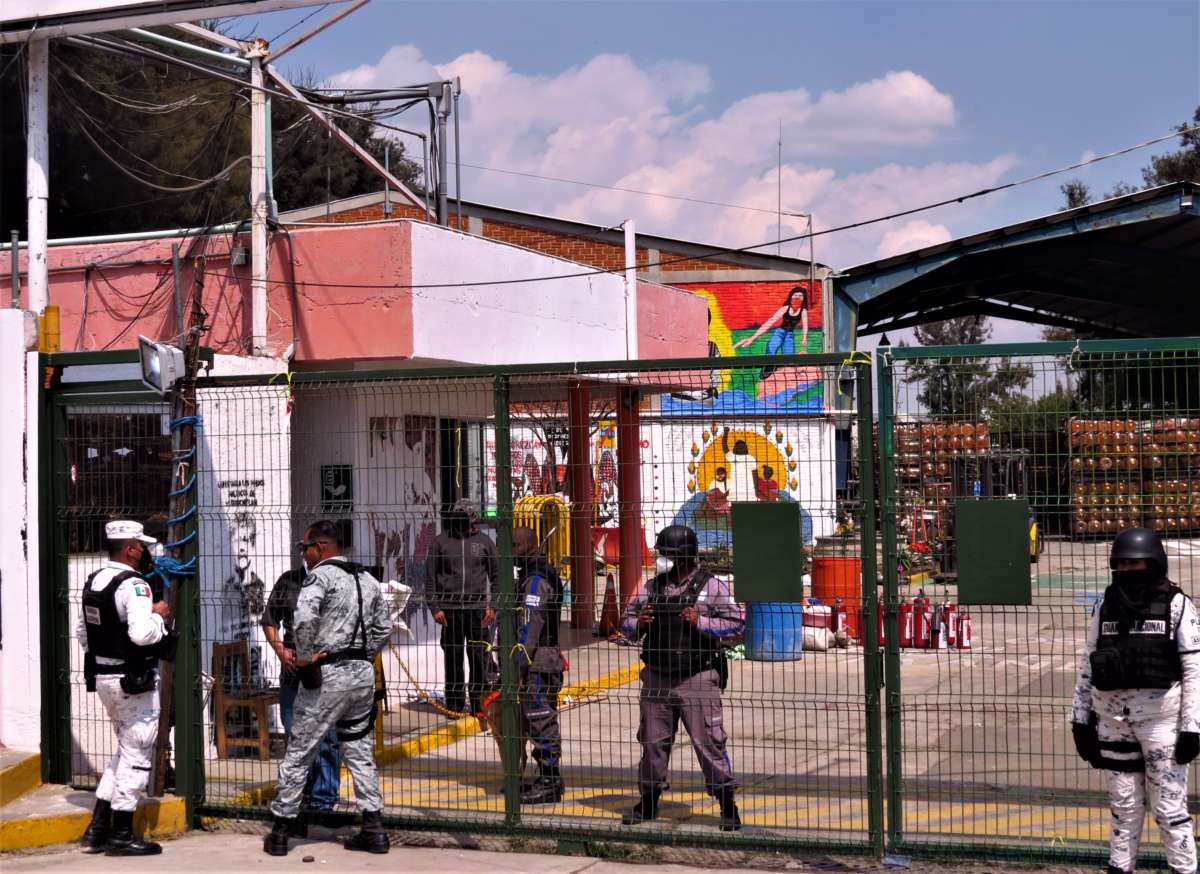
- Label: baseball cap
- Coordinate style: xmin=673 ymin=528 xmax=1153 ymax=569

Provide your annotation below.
xmin=452 ymin=498 xmax=479 ymax=515
xmin=105 ymin=520 xmax=158 ymax=544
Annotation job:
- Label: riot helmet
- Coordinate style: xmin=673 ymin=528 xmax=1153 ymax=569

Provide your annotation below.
xmin=1110 ymin=527 xmax=1168 ymax=576
xmin=654 ymin=525 xmax=699 ymax=562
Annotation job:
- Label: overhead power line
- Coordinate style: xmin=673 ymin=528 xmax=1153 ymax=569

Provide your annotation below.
xmin=205 ymin=122 xmax=1200 ymax=292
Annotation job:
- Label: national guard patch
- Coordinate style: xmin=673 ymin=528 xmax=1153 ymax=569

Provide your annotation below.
xmin=132 ymin=583 xmax=152 ymax=599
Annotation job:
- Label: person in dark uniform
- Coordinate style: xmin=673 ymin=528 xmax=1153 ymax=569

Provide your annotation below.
xmin=511 ymin=526 xmax=566 ymax=805
xmin=1071 ymin=528 xmax=1200 ymax=874
xmin=426 ymin=499 xmax=497 ymax=716
xmin=263 ymin=565 xmax=341 ymax=825
xmin=620 ymin=524 xmax=745 ymax=831
xmin=76 ymin=520 xmax=175 ymax=856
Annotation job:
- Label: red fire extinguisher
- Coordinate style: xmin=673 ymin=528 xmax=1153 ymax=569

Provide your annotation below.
xmin=913 ymin=591 xmax=931 ymax=648
xmin=943 ymin=602 xmax=957 ymax=647
xmin=958 ymin=609 xmax=973 ymax=650
xmin=930 ymin=603 xmax=949 ymax=649
xmin=898 ymin=602 xmax=913 ymax=647
xmin=831 ymin=597 xmax=848 ymax=636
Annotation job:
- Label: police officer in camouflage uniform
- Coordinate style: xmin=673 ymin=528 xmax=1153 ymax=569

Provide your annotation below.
xmin=77 ymin=520 xmax=174 ymax=856
xmin=511 ymin=526 xmax=566 ymax=805
xmin=620 ymin=524 xmax=745 ymax=831
xmin=264 ymin=521 xmax=393 ymax=857
xmin=1071 ymin=528 xmax=1200 ymax=874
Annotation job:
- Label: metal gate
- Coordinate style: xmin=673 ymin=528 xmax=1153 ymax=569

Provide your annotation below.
xmin=43 ymin=351 xmax=884 ymax=853
xmin=877 ymin=337 xmax=1200 ymax=865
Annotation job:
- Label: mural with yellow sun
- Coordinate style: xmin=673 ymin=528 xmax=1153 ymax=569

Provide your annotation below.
xmin=685 ymin=425 xmax=799 ymax=497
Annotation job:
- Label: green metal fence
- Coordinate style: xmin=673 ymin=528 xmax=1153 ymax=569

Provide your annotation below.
xmin=44 ymin=352 xmax=883 ymax=853
xmin=877 ymin=337 xmax=1200 ymax=866
xmin=43 ymin=337 xmax=1200 ymax=863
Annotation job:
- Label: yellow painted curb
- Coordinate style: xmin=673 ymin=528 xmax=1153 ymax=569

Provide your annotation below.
xmin=0 ymin=796 xmax=186 ymax=851
xmin=229 ymin=661 xmax=643 ymax=807
xmin=0 ymin=754 xmax=41 ymax=806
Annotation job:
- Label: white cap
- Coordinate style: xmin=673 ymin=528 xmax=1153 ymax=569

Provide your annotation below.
xmin=105 ymin=520 xmax=157 ymax=544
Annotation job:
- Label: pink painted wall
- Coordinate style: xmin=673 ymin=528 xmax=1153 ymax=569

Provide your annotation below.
xmin=637 ymin=278 xmax=708 ymax=359
xmin=0 ymin=223 xmax=704 ymax=364
xmin=0 ymin=224 xmax=414 ymax=361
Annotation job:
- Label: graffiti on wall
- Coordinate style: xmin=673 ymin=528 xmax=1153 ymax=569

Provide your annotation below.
xmin=661 ymin=281 xmax=824 ymax=416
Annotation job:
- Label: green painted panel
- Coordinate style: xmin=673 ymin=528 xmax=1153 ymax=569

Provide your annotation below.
xmin=955 ymin=499 xmax=1032 ymax=605
xmin=731 ymin=501 xmax=805 ymax=603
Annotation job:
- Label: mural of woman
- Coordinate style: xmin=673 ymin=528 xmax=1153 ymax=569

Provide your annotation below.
xmin=732 ymin=286 xmax=809 ymax=356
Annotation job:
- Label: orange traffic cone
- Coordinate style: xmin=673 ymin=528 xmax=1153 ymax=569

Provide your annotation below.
xmin=598 ymin=572 xmax=621 ymax=638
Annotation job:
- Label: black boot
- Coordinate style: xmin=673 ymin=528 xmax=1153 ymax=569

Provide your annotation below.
xmin=289 ymin=811 xmax=309 ymax=839
xmin=104 ymin=809 xmax=162 ymax=856
xmin=520 ymin=766 xmax=564 ymax=805
xmin=344 ymin=809 xmax=389 ymax=854
xmin=263 ymin=814 xmax=293 ymax=856
xmin=1106 ymin=867 xmax=1131 ymax=874
xmin=622 ymin=788 xmax=661 ymax=825
xmin=81 ymin=799 xmax=111 ymax=853
xmin=717 ymin=787 xmax=741 ymax=832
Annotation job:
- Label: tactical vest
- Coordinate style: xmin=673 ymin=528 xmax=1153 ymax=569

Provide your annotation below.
xmin=641 ymin=568 xmax=720 ymax=677
xmin=1090 ymin=584 xmax=1183 ymax=691
xmin=521 ymin=558 xmax=561 ymax=649
xmin=81 ymin=568 xmax=167 ymax=666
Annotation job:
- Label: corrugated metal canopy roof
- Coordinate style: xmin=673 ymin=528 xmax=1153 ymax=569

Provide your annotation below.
xmin=837 ymin=181 xmax=1200 ymax=337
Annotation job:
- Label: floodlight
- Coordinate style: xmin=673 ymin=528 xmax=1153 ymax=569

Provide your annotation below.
xmin=139 ymin=335 xmax=185 ymax=397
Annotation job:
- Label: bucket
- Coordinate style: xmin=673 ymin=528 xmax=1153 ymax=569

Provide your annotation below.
xmin=811 ymin=536 xmax=863 ymax=639
xmin=745 ymin=602 xmax=805 ymax=661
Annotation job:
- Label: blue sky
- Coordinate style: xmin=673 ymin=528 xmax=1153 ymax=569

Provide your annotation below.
xmin=235 ymin=1 xmax=1197 ymax=338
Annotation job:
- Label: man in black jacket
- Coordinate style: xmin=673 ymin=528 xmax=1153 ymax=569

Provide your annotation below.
xmin=425 ymin=500 xmax=497 ymax=716
xmin=511 ymin=526 xmax=566 ymax=804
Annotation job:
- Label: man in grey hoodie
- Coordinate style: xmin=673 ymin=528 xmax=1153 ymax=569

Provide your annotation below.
xmin=425 ymin=499 xmax=497 ymax=716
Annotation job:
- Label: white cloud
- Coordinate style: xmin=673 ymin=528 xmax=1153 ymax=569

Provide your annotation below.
xmin=875 ymin=220 xmax=953 ymax=259
xmin=330 ymin=47 xmax=1016 ymax=269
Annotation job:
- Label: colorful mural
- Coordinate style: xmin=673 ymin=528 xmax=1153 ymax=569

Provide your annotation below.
xmin=661 ymin=280 xmax=824 ymax=416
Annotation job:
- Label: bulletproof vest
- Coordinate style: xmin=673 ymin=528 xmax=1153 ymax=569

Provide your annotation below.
xmin=81 ymin=568 xmax=161 ymax=664
xmin=520 ymin=557 xmax=561 ymax=648
xmin=1091 ymin=583 xmax=1183 ymax=691
xmin=641 ymin=567 xmax=719 ymax=677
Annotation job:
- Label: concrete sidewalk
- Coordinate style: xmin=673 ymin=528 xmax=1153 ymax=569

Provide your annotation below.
xmin=0 ymin=828 xmax=1104 ymax=874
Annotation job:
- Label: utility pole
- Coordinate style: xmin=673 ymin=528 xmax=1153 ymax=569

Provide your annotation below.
xmin=246 ymin=38 xmax=270 ymax=356
xmin=623 ymin=219 xmax=637 ymax=360
xmin=153 ymin=258 xmax=206 ymax=807
xmin=435 ymin=81 xmax=451 ymax=226
xmin=26 ymin=37 xmax=49 ymax=314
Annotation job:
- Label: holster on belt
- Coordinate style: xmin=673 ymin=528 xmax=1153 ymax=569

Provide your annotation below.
xmin=298 ymin=662 xmax=323 ymax=690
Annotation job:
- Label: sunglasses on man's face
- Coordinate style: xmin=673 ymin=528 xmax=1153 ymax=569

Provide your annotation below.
xmin=297 ymin=540 xmax=320 ymax=552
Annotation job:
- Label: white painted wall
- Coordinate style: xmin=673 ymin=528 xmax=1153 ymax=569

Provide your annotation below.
xmin=409 ymin=223 xmax=629 ymax=365
xmin=0 ymin=310 xmax=40 ymax=751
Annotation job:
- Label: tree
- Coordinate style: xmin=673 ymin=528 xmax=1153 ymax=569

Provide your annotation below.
xmin=0 ymin=35 xmax=421 ymax=239
xmin=1058 ymin=105 xmax=1199 ymax=211
xmin=899 ymin=316 xmax=1033 ymax=417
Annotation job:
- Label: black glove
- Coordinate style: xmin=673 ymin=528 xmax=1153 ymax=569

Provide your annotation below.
xmin=1175 ymin=731 xmax=1200 ymax=765
xmin=1072 ymin=721 xmax=1102 ymax=768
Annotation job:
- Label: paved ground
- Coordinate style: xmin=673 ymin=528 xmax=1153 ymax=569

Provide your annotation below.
xmin=0 ymin=826 xmax=1109 ymax=873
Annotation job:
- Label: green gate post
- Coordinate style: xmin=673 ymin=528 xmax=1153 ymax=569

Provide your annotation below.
xmin=40 ymin=386 xmax=72 ymax=784
xmin=855 ymin=360 xmax=884 ymax=858
xmin=876 ymin=352 xmax=903 ymax=849
xmin=173 ymin=510 xmax=204 ymax=823
xmin=493 ymin=375 xmax=522 ymax=827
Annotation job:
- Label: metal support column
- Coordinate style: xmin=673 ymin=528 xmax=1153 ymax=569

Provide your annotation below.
xmin=25 ymin=38 xmax=49 ymax=314
xmin=566 ymin=378 xmax=594 ymax=628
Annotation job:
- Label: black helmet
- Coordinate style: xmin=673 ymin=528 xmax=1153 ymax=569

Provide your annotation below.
xmin=1110 ymin=527 xmax=1167 ymax=575
xmin=654 ymin=525 xmax=698 ymax=561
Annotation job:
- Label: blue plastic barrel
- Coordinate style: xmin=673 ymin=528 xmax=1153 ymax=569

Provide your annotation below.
xmin=744 ymin=602 xmax=805 ymax=661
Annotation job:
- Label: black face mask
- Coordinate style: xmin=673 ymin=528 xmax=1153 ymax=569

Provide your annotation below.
xmin=138 ymin=548 xmax=155 ymax=576
xmin=1112 ymin=568 xmax=1160 ymax=594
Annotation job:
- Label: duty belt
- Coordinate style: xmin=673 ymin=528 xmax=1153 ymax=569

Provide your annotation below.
xmin=323 ymin=648 xmax=371 ymax=665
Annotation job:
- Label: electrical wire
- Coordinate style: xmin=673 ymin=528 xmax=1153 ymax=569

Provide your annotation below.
xmin=72 ymin=120 xmax=251 ymax=193
xmin=0 ymin=22 xmax=36 ymax=81
xmin=201 ymin=120 xmax=1200 ymax=293
xmin=268 ymin=3 xmax=330 ymax=45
